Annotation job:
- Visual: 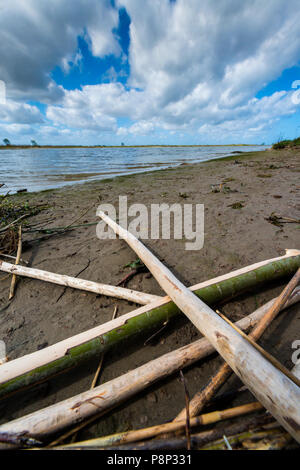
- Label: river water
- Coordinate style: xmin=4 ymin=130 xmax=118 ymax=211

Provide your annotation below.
xmin=0 ymin=145 xmax=268 ymax=194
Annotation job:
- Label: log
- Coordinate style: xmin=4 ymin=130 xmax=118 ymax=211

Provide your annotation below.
xmin=56 ymin=402 xmax=263 ymax=449
xmin=0 ymin=291 xmax=299 ymax=445
xmin=97 ymin=211 xmax=300 ymax=442
xmin=0 ymin=252 xmax=299 ymax=400
xmin=175 ymin=268 xmax=300 ymax=421
xmin=0 ymin=260 xmax=159 ymax=306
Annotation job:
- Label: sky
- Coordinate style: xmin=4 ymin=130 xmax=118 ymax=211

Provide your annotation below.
xmin=0 ymin=0 xmax=300 ymax=146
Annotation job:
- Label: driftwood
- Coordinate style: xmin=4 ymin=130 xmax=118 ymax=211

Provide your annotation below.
xmin=0 ymin=251 xmax=299 ymax=400
xmin=0 ymin=291 xmax=299 ymax=447
xmin=57 ymin=415 xmax=275 ymax=451
xmin=175 ymin=267 xmax=300 ymax=421
xmin=199 ymin=428 xmax=288 ymax=450
xmin=97 ymin=211 xmax=300 ymax=443
xmin=56 ymin=402 xmax=263 ymax=449
xmin=0 ymin=260 xmax=159 ymax=306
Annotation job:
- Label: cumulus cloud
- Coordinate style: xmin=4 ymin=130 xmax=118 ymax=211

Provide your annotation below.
xmin=0 ymin=100 xmax=44 ymax=124
xmin=0 ymin=0 xmax=119 ymax=102
xmin=1 ymin=0 xmax=300 ymax=141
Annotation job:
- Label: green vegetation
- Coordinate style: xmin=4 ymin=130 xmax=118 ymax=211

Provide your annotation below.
xmin=273 ymin=136 xmax=300 ymax=149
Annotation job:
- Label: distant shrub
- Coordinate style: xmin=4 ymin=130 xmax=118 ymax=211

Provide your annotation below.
xmin=273 ymin=136 xmax=300 ymax=149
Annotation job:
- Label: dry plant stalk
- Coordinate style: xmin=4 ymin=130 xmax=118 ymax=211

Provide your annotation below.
xmin=8 ymin=225 xmax=22 ymax=300
xmin=55 ymin=402 xmax=263 ymax=449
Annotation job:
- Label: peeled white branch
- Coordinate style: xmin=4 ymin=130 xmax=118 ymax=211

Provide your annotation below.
xmin=97 ymin=211 xmax=300 ymax=443
xmin=0 ymin=260 xmax=159 ymax=305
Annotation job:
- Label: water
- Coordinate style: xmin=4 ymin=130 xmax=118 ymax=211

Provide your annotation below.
xmin=0 ymin=145 xmax=268 ymax=194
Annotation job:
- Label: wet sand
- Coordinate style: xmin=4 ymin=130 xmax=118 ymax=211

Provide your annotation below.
xmin=0 ymin=147 xmax=299 ymax=445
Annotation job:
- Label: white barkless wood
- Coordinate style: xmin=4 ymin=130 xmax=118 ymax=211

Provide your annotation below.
xmin=0 ymin=252 xmax=298 ymax=386
xmin=97 ymin=211 xmax=300 ymax=443
xmin=0 ymin=290 xmax=299 ymax=442
xmin=0 ymin=260 xmax=160 ymax=305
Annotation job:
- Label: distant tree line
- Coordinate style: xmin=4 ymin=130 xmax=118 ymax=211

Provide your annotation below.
xmin=2 ymin=138 xmax=39 ymax=146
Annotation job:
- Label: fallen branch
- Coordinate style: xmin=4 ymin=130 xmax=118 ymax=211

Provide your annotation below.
xmin=179 ymin=371 xmax=191 ymax=450
xmin=175 ymin=267 xmax=300 ymax=421
xmin=200 ymin=428 xmax=287 ymax=450
xmin=59 ymin=415 xmax=275 ymax=451
xmin=0 ymin=253 xmax=299 ymax=401
xmin=55 ymin=401 xmax=263 ymax=449
xmin=97 ymin=211 xmax=300 ymax=442
xmin=0 ymin=292 xmax=299 ymax=446
xmin=0 ymin=260 xmax=159 ymax=306
xmin=8 ymin=226 xmax=22 ymax=300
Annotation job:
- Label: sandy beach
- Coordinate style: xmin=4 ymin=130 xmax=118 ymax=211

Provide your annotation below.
xmin=0 ymin=147 xmax=299 ymax=443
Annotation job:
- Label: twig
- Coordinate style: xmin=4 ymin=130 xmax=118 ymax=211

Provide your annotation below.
xmin=223 ymin=434 xmax=232 ymax=450
xmin=56 ymin=260 xmax=91 ymax=303
xmin=0 ymin=215 xmax=27 ymax=233
xmin=8 ymin=226 xmax=22 ymax=300
xmin=91 ymin=306 xmax=118 ymax=388
xmin=0 ymin=253 xmax=28 ymax=264
xmin=143 ymin=320 xmax=169 ymax=346
xmin=65 ymin=204 xmax=96 ymax=230
xmin=23 ymin=222 xmax=98 ymax=234
xmin=179 ymin=371 xmax=191 ymax=450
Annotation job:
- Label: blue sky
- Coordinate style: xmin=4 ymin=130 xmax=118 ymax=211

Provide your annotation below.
xmin=0 ymin=0 xmax=300 ymax=145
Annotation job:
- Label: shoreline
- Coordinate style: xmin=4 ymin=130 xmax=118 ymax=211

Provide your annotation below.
xmin=0 ymin=143 xmax=265 ymax=150
xmin=1 ymin=147 xmax=269 ymax=196
xmin=0 ymin=146 xmax=299 ymax=441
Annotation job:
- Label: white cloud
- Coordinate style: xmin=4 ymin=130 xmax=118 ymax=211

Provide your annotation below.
xmin=1 ymin=0 xmax=300 ymax=141
xmin=0 ymin=100 xmax=44 ymax=124
xmin=0 ymin=0 xmax=119 ymax=102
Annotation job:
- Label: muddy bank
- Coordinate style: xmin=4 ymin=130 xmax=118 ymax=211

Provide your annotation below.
xmin=0 ymin=147 xmax=299 ymax=444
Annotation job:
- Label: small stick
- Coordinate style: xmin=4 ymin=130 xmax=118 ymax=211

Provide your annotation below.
xmin=65 ymin=204 xmax=96 ymax=230
xmin=0 ymin=215 xmax=27 ymax=234
xmin=179 ymin=371 xmax=191 ymax=450
xmin=274 ymin=215 xmax=300 ymax=224
xmin=91 ymin=306 xmax=118 ymax=388
xmin=200 ymin=428 xmax=284 ymax=450
xmin=223 ymin=434 xmax=232 ymax=450
xmin=8 ymin=226 xmax=22 ymax=300
xmin=56 ymin=260 xmax=91 ymax=303
xmin=0 ymin=254 xmax=28 ymax=264
xmin=174 ymin=268 xmax=300 ymax=421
